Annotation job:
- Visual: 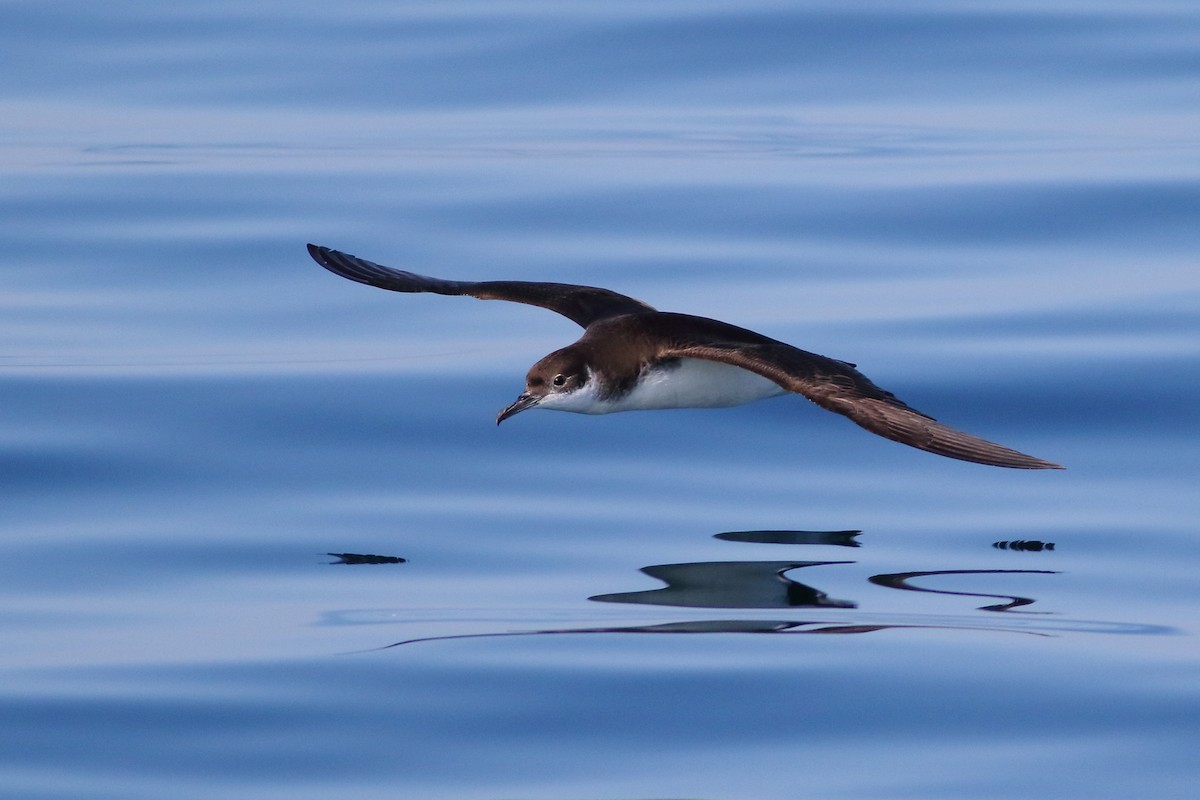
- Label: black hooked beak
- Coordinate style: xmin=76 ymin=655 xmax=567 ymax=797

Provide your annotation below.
xmin=496 ymin=393 xmax=540 ymax=425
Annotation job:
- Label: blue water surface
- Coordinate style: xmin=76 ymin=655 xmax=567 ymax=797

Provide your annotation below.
xmin=2 ymin=2 xmax=1199 ymax=798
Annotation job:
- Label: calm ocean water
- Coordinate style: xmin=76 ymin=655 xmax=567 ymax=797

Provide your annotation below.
xmin=3 ymin=2 xmax=1199 ymax=798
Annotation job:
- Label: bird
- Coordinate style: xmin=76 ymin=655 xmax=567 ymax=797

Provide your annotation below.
xmin=307 ymin=244 xmax=1062 ymax=469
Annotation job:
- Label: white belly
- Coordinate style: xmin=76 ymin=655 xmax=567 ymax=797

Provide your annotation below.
xmin=533 ymin=359 xmax=787 ymax=416
xmin=618 ymin=358 xmax=785 ymax=410
xmin=601 ymin=358 xmax=786 ymax=413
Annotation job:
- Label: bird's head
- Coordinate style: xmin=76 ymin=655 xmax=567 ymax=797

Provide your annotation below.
xmin=496 ymin=346 xmax=592 ymax=424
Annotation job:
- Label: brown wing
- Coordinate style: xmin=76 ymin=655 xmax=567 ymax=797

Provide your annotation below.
xmin=308 ymin=244 xmax=656 ymax=328
xmin=642 ymin=313 xmax=1062 ymax=470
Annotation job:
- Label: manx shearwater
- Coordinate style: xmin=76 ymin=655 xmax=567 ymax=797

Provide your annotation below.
xmin=307 ymin=244 xmax=1062 ymax=469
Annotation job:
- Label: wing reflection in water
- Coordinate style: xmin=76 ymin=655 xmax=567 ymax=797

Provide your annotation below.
xmin=869 ymin=570 xmax=1058 ymax=613
xmin=993 ymin=539 xmax=1056 ymax=552
xmin=589 ymin=561 xmax=857 ymax=609
xmin=715 ymin=530 xmax=861 ymax=547
xmin=351 ymin=528 xmax=1097 ymax=650
xmin=369 ymin=618 xmax=1054 ymax=650
xmin=326 ymin=552 xmax=408 ymax=565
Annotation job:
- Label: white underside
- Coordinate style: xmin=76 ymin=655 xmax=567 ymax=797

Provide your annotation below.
xmin=538 ymin=358 xmax=787 ymax=415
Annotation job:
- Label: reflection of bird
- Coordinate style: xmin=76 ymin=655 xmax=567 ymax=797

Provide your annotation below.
xmin=308 ymin=244 xmax=1062 ymax=469
xmin=589 ymin=561 xmax=857 ymax=609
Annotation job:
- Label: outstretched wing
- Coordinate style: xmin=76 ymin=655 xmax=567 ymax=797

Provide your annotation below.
xmin=644 ymin=314 xmax=1062 ymax=470
xmin=308 ymin=244 xmax=656 ymax=328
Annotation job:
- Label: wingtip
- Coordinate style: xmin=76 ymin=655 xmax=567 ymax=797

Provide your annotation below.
xmin=977 ymin=453 xmax=1064 ymax=470
xmin=1000 ymin=450 xmax=1065 ymax=470
xmin=959 ymin=448 xmax=1064 ymax=470
xmin=306 ymin=243 xmax=367 ymax=281
xmin=903 ymin=418 xmax=1067 ymax=470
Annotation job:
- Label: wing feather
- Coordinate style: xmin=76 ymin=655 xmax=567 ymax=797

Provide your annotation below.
xmin=308 ymin=244 xmax=655 ymax=328
xmin=639 ymin=315 xmax=1061 ymax=470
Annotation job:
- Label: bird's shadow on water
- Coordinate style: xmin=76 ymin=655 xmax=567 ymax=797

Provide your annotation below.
xmin=319 ymin=528 xmax=1178 ymax=650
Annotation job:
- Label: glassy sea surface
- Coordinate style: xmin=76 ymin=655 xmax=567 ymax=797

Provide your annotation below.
xmin=3 ymin=2 xmax=1198 ymax=798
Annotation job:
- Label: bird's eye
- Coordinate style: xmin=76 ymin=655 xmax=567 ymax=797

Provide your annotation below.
xmin=552 ymin=374 xmax=567 ymax=387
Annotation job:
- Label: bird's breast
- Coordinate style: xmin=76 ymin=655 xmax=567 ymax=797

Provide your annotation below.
xmin=603 ymin=357 xmax=787 ymax=412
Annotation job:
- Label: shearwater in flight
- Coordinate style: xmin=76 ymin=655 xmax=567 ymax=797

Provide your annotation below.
xmin=308 ymin=244 xmax=1062 ymax=469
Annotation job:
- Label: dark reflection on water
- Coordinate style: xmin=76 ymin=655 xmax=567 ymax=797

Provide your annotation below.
xmin=715 ymin=529 xmax=861 ymax=547
xmin=374 ymin=618 xmax=1058 ymax=650
xmin=366 ymin=609 xmax=1174 ymax=650
xmin=340 ymin=528 xmax=1132 ymax=651
xmin=993 ymin=539 xmax=1056 ymax=552
xmin=593 ymin=561 xmax=1057 ymax=614
xmin=869 ymin=570 xmax=1058 ymax=613
xmin=591 ymin=561 xmax=857 ymax=609
xmin=326 ymin=552 xmax=408 ymax=565
xmin=590 ymin=530 xmax=1057 ymax=613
